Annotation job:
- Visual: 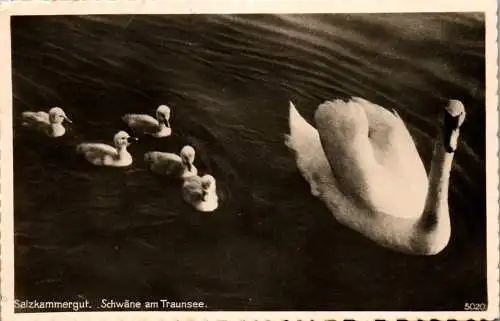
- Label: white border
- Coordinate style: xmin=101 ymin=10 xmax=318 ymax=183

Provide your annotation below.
xmin=1 ymin=1 xmax=498 ymax=320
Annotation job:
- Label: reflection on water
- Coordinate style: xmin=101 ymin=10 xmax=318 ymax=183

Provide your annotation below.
xmin=12 ymin=13 xmax=486 ymax=311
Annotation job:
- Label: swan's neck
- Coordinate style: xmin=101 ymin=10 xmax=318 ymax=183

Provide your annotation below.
xmin=49 ymin=123 xmax=65 ymax=137
xmin=420 ymin=129 xmax=458 ymax=228
xmin=116 ymin=146 xmax=129 ymax=157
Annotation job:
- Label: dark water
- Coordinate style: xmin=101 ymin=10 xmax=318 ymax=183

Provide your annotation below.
xmin=12 ymin=13 xmax=486 ymax=311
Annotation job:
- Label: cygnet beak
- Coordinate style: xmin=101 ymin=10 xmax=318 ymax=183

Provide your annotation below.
xmin=64 ymin=116 xmax=72 ymax=123
xmin=182 ymin=157 xmax=192 ymax=171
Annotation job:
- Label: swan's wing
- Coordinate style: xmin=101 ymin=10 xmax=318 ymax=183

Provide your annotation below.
xmin=315 ymin=98 xmax=426 ymax=218
xmin=22 ymin=111 xmax=50 ymax=125
xmin=350 ymin=97 xmax=423 ymax=169
xmin=144 ymin=151 xmax=183 ymax=175
xmin=352 ymin=97 xmax=428 ymax=207
xmin=123 ymin=114 xmax=159 ymax=134
xmin=144 ymin=151 xmax=180 ymax=163
xmin=182 ymin=176 xmax=204 ymax=203
xmin=77 ymin=143 xmax=118 ymax=166
xmin=77 ymin=143 xmax=118 ymax=156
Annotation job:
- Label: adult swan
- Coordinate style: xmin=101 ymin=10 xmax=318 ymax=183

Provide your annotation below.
xmin=285 ymin=97 xmax=466 ymax=255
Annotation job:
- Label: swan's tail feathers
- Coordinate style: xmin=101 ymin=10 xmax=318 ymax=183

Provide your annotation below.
xmin=288 ymin=101 xmax=316 ymax=138
xmin=286 ymin=101 xmax=322 ymax=157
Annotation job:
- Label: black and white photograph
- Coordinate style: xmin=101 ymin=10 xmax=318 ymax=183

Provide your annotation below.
xmin=2 ymin=1 xmax=498 ymax=320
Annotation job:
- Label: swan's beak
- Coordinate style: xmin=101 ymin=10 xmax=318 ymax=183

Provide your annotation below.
xmin=443 ymin=100 xmax=466 ymax=153
xmin=64 ymin=116 xmax=72 ymax=124
xmin=127 ymin=136 xmax=138 ymax=143
xmin=158 ymin=114 xmax=170 ymax=127
xmin=182 ymin=158 xmax=192 ymax=171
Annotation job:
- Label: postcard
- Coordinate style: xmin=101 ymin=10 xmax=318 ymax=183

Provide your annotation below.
xmin=1 ymin=0 xmax=498 ymax=320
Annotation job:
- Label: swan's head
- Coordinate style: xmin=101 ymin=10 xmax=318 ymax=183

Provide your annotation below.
xmin=156 ymin=105 xmax=171 ymax=126
xmin=180 ymin=145 xmax=196 ymax=171
xmin=443 ymin=99 xmax=466 ymax=153
xmin=180 ymin=145 xmax=195 ymax=163
xmin=114 ymin=131 xmax=137 ymax=148
xmin=49 ymin=107 xmax=72 ymax=124
xmin=201 ymin=174 xmax=216 ymax=190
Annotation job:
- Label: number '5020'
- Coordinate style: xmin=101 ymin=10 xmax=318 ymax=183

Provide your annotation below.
xmin=464 ymin=303 xmax=487 ymax=311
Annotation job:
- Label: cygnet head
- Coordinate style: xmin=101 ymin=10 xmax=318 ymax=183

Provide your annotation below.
xmin=49 ymin=107 xmax=72 ymax=124
xmin=442 ymin=99 xmax=466 ymax=153
xmin=113 ymin=131 xmax=137 ymax=148
xmin=201 ymin=174 xmax=216 ymax=191
xmin=156 ymin=105 xmax=171 ymax=126
xmin=180 ymin=145 xmax=195 ymax=164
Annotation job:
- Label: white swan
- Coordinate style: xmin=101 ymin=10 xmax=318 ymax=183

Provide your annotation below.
xmin=122 ymin=104 xmax=172 ymax=138
xmin=285 ymin=97 xmax=466 ymax=255
xmin=182 ymin=174 xmax=219 ymax=212
xmin=21 ymin=107 xmax=72 ymax=137
xmin=144 ymin=145 xmax=198 ymax=179
xmin=76 ymin=131 xmax=138 ymax=167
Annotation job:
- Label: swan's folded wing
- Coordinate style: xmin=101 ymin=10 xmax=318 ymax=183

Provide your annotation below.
xmin=144 ymin=151 xmax=180 ymax=163
xmin=145 ymin=151 xmax=183 ymax=175
xmin=77 ymin=143 xmax=118 ymax=156
xmin=182 ymin=176 xmax=204 ymax=203
xmin=351 ymin=97 xmax=423 ymax=169
xmin=315 ymin=98 xmax=426 ymax=219
xmin=22 ymin=111 xmax=50 ymax=125
xmin=352 ymin=98 xmax=428 ymax=214
xmin=123 ymin=114 xmax=159 ymax=133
